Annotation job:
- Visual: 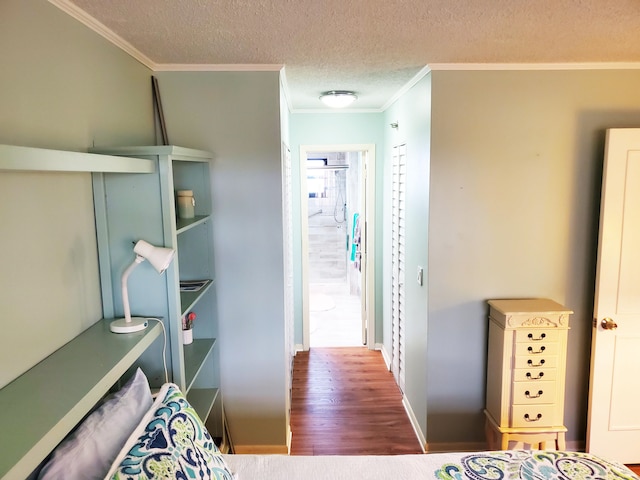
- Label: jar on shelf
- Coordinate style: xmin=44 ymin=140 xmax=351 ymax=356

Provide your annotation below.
xmin=177 ymin=190 xmax=195 ymax=219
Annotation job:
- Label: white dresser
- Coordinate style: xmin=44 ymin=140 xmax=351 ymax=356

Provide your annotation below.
xmin=484 ymin=298 xmax=572 ymax=450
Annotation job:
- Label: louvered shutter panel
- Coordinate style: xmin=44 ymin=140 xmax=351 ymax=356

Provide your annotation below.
xmin=391 ymin=144 xmax=407 ymax=392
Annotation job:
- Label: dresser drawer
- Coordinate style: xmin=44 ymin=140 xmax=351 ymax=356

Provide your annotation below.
xmin=512 ymin=380 xmax=557 ymax=405
xmin=513 ymin=367 xmax=557 ymax=382
xmin=511 ymin=404 xmax=559 ymax=428
xmin=514 ymin=341 xmax=559 ymax=356
xmin=514 ymin=355 xmax=558 ymax=369
xmin=515 ymin=329 xmax=560 ymax=343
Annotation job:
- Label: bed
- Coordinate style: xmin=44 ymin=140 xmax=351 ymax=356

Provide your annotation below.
xmin=29 ymin=370 xmax=640 ymax=480
xmin=223 ymin=451 xmax=640 ymax=480
xmin=2 ymin=321 xmax=636 ymax=480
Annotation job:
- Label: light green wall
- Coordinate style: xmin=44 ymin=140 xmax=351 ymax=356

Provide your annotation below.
xmin=382 ymin=74 xmax=432 ymax=442
xmin=154 ymin=71 xmax=288 ymax=449
xmin=428 ymin=69 xmax=640 ymax=445
xmin=0 ymin=1 xmax=154 ymax=151
xmin=7 ymin=1 xmax=640 ymax=452
xmin=0 ymin=0 xmax=153 ymax=387
xmin=289 ymin=112 xmax=385 ymax=345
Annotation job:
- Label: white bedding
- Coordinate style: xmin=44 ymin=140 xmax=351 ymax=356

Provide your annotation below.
xmin=223 ymin=453 xmax=441 ymax=479
xmin=222 ymin=450 xmax=640 ymax=480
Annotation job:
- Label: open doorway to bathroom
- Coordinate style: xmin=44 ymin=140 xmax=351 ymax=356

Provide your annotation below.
xmin=307 ymin=152 xmax=361 ymax=347
xmin=300 ymin=145 xmax=376 ymax=350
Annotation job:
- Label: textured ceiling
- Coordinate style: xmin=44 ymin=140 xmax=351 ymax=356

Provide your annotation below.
xmin=59 ymin=0 xmax=640 ymax=111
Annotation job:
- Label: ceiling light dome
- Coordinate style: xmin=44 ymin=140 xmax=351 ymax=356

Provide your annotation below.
xmin=319 ymin=90 xmax=357 ymax=108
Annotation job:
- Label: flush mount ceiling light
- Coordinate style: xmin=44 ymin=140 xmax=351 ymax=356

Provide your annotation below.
xmin=319 ymin=90 xmax=358 ymax=108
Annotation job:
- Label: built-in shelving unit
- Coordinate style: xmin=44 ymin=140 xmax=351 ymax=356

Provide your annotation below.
xmin=91 ymin=146 xmax=221 ymax=431
xmin=0 ymin=320 xmax=161 ymax=479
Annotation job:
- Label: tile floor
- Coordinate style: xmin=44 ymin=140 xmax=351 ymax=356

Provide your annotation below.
xmin=309 ymin=282 xmax=363 ymax=347
xmin=308 ymin=213 xmax=363 ymax=347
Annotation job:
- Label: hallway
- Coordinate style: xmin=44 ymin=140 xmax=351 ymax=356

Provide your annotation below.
xmin=289 ymin=347 xmax=423 ymax=455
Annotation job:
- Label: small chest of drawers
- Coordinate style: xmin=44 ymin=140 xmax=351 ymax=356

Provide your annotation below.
xmin=484 ymin=298 xmax=572 ymax=450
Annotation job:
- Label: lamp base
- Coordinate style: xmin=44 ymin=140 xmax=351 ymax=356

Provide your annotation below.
xmin=109 ymin=317 xmax=149 ymax=334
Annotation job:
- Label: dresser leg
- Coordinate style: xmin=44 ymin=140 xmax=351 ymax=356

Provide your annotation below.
xmin=485 ymin=419 xmax=494 ymax=449
xmin=556 ymin=432 xmax=566 ymax=450
xmin=500 ymin=433 xmax=510 ymax=450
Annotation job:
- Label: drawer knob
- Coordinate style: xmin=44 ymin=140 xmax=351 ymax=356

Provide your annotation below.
xmin=527 ymin=346 xmax=546 ymax=354
xmin=525 ymin=390 xmax=544 ymax=398
xmin=527 ymin=359 xmax=545 ymax=367
xmin=528 ymin=333 xmax=546 ymax=341
xmin=524 ymin=413 xmax=543 ymax=422
xmin=526 ymin=372 xmax=544 ymax=380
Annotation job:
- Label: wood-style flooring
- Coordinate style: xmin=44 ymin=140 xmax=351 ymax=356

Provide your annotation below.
xmin=289 ymin=347 xmax=423 ymax=455
xmin=628 ymin=465 xmax=640 ymax=475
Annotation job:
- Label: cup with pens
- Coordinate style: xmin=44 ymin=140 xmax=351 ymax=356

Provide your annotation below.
xmin=182 ymin=311 xmax=196 ymax=345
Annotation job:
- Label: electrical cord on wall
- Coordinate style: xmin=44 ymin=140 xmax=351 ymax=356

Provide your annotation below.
xmin=146 ymin=317 xmax=169 ymax=384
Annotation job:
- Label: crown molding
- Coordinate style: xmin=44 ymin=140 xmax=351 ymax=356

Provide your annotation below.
xmin=48 ymin=0 xmax=156 ymax=69
xmin=154 ymin=63 xmax=284 ymax=72
xmin=381 ymin=65 xmax=432 ymax=111
xmin=48 ymin=0 xmax=286 ymax=74
xmin=428 ymin=62 xmax=640 ymax=71
xmin=279 ymin=68 xmax=293 ymax=113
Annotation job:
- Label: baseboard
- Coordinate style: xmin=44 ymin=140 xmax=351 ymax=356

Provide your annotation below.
xmin=566 ymin=440 xmax=585 ymax=452
xmin=294 ymin=343 xmax=304 ymax=354
xmin=377 ymin=343 xmax=391 ymax=370
xmin=233 ymin=444 xmax=289 ymax=454
xmin=425 ymin=441 xmax=488 ymax=453
xmin=402 ymin=395 xmax=426 ymax=452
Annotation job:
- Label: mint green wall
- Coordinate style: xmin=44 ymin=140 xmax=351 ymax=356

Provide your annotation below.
xmin=382 ymin=75 xmax=432 ymax=443
xmin=154 ymin=71 xmax=288 ymax=449
xmin=428 ymin=69 xmax=640 ymax=446
xmin=0 ymin=0 xmax=153 ymax=388
xmin=289 ymin=112 xmax=385 ymax=345
xmin=0 ymin=1 xmax=154 ymax=151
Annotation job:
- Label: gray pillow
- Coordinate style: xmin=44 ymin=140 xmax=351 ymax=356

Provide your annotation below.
xmin=38 ymin=368 xmax=153 ymax=480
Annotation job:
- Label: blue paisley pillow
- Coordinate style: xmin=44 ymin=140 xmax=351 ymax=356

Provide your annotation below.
xmin=104 ymin=383 xmax=234 ymax=480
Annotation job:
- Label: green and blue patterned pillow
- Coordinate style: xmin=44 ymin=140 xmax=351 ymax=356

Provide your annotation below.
xmin=104 ymin=383 xmax=234 ymax=480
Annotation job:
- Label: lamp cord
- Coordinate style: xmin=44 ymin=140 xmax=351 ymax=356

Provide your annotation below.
xmin=146 ymin=317 xmax=169 ymax=384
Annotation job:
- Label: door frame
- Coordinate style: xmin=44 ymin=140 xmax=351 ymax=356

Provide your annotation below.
xmin=300 ymin=144 xmax=376 ymax=350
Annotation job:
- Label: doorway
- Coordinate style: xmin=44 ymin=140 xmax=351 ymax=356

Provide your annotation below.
xmin=300 ymin=144 xmax=376 ymax=351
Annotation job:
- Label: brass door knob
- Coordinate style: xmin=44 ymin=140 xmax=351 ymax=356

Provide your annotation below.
xmin=601 ymin=318 xmax=618 ymax=330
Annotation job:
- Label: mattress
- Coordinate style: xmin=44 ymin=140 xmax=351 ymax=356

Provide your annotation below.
xmin=222 ymin=450 xmax=640 ymax=480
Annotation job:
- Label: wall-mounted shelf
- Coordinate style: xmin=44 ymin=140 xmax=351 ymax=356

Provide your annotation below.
xmin=0 ymin=319 xmax=161 ymax=479
xmin=181 ymin=279 xmax=214 ymax=315
xmin=0 ymin=144 xmax=154 ymax=173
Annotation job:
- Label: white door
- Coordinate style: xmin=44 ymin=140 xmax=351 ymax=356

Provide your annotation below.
xmin=360 ymin=152 xmax=368 ymax=345
xmin=391 ymin=144 xmax=406 ymax=392
xmin=587 ymin=128 xmax=640 ymax=463
xmin=281 ymin=144 xmax=294 ymax=417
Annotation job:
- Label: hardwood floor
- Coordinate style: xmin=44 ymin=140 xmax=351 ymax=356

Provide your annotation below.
xmin=289 ymin=347 xmax=423 ymax=455
xmin=627 ymin=465 xmax=640 ymax=475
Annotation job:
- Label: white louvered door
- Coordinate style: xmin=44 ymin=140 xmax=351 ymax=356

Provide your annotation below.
xmin=282 ymin=145 xmax=294 ymax=423
xmin=391 ymin=144 xmax=406 ymax=392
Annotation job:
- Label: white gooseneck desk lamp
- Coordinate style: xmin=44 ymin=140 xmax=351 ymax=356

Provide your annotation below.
xmin=110 ymin=239 xmax=176 ymax=334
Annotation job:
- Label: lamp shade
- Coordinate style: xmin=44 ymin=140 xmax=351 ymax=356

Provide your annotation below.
xmin=133 ymin=239 xmax=175 ymax=273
